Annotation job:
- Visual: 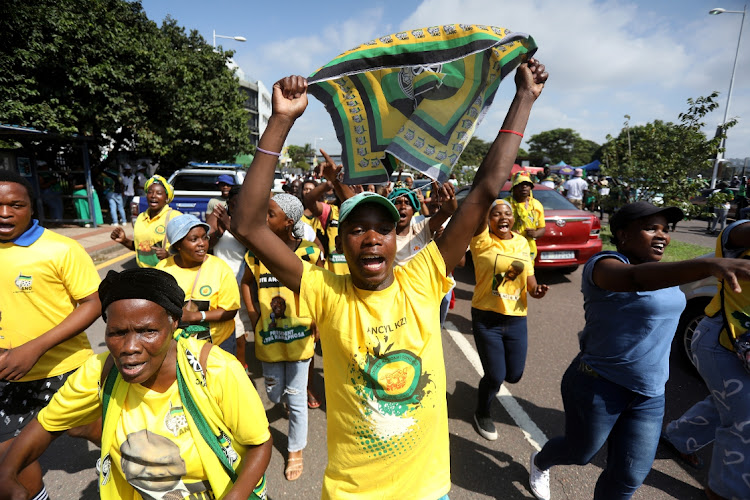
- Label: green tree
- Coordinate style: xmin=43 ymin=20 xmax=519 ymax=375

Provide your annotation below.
xmin=286 ymin=144 xmax=314 ymax=171
xmin=601 ymin=93 xmax=734 ymax=217
xmin=460 ymin=137 xmax=491 ymax=169
xmin=0 ymin=0 xmax=250 ymax=170
xmin=527 ymin=128 xmax=600 ymax=166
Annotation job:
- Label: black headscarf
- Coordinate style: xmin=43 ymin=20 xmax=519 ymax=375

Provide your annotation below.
xmin=99 ymin=268 xmax=184 ymax=322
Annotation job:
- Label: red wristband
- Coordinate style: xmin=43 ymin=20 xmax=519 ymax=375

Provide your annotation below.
xmin=499 ymin=129 xmax=523 ymax=138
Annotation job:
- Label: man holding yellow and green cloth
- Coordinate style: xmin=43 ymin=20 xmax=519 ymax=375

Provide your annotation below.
xmin=505 ymin=172 xmax=546 ymax=261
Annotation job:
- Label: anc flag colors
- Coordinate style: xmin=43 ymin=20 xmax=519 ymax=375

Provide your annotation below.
xmin=308 ymin=24 xmax=537 ymax=184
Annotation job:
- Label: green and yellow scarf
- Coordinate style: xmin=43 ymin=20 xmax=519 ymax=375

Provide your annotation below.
xmin=308 ymin=24 xmax=537 ymax=184
xmin=98 ymin=334 xmax=265 ymax=499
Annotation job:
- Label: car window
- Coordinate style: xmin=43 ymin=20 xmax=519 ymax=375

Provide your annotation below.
xmin=275 ymin=172 xmax=283 ymax=180
xmin=172 ymin=174 xmax=225 ymax=191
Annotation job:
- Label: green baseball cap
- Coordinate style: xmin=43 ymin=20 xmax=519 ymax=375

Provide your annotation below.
xmin=339 ymin=192 xmax=400 ymax=225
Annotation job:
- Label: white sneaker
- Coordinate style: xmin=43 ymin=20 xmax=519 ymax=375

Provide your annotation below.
xmin=473 ymin=413 xmax=498 ymax=441
xmin=529 ymin=451 xmax=550 ymax=500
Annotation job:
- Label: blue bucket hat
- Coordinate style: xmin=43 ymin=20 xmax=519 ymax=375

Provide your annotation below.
xmin=166 ymin=214 xmax=210 ymax=254
xmin=216 ymin=174 xmax=235 ymax=186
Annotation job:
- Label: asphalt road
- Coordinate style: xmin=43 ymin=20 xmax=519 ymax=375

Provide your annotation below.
xmin=40 ymin=245 xmax=712 ymax=500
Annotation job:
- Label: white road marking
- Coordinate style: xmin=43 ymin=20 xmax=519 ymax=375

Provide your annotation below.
xmin=444 ymin=320 xmax=548 ymax=451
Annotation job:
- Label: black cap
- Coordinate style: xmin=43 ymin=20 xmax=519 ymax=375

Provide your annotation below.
xmin=610 ymin=201 xmax=684 ymax=235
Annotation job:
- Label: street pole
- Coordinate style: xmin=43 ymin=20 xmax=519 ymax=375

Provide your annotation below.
xmin=709 ymin=5 xmax=746 ymax=189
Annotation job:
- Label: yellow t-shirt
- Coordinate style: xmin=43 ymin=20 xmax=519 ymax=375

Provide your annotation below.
xmin=156 ymin=255 xmax=240 ymax=345
xmin=38 ymin=348 xmax=270 ymax=499
xmin=504 ymin=195 xmax=545 ymax=260
xmin=244 ymin=241 xmax=320 ymax=362
xmin=704 ymin=226 xmax=750 ymax=351
xmin=325 ymin=205 xmax=349 ymax=275
xmin=470 ymin=228 xmax=534 ymax=316
xmin=0 ymin=228 xmax=98 ymax=382
xmin=299 ymin=241 xmax=452 ymax=500
xmin=133 ymin=206 xmax=182 ymax=268
xmin=302 ymin=212 xmax=324 ymax=239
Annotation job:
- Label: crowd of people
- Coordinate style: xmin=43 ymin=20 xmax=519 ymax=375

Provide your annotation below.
xmin=2 ymin=58 xmax=750 ymax=500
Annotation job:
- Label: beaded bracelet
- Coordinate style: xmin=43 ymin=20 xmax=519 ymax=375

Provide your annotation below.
xmin=499 ymin=129 xmax=523 ymax=138
xmin=256 ymin=147 xmax=281 ymax=157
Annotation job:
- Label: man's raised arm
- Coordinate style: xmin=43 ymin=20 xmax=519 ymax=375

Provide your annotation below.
xmin=437 ymin=59 xmax=548 ymax=273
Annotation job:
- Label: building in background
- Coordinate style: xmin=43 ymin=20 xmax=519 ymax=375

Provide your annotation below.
xmin=239 ymin=78 xmax=271 ymax=147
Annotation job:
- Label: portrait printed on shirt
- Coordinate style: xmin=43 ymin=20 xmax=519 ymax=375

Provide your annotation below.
xmin=269 ymin=295 xmax=288 ymax=329
xmin=119 ymin=429 xmax=214 ymax=500
xmin=491 ymin=255 xmax=527 ymax=304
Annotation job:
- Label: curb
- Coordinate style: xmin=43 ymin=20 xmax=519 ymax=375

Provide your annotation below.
xmin=90 ymin=243 xmax=133 ymax=265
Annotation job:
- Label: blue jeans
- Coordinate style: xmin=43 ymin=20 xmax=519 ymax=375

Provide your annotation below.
xmin=709 ymin=207 xmax=729 ymax=233
xmin=218 ymin=332 xmax=237 ymax=356
xmin=662 ymin=394 xmax=719 ymax=454
xmin=439 ymin=289 xmax=452 ymax=328
xmin=105 ymin=191 xmax=126 ymax=224
xmin=691 ymin=316 xmax=750 ymax=499
xmin=535 ymin=356 xmax=665 ymax=500
xmin=262 ymin=359 xmax=311 ymax=452
xmin=471 ymin=308 xmax=528 ymax=416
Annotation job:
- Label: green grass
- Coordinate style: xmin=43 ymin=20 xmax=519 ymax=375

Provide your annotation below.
xmin=600 ymin=226 xmax=712 ymax=262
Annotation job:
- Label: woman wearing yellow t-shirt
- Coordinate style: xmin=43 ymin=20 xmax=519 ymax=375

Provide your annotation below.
xmin=241 ymin=193 xmax=322 ymax=482
xmin=111 ymin=175 xmax=182 ymax=267
xmin=0 ymin=268 xmax=271 ymax=500
xmin=470 ymin=199 xmax=549 ymax=441
xmin=157 ymin=215 xmax=241 ymax=355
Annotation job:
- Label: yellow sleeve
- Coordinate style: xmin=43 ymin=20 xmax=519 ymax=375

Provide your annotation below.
xmin=215 ymin=259 xmax=240 ymax=312
xmin=206 ymin=348 xmax=270 ymax=446
xmin=402 ymin=241 xmax=452 ymax=299
xmin=58 ymin=240 xmax=100 ymax=301
xmin=37 ymin=353 xmax=106 ymax=431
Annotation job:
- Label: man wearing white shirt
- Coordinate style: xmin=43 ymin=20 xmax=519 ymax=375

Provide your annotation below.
xmin=563 ymin=168 xmax=588 ymax=210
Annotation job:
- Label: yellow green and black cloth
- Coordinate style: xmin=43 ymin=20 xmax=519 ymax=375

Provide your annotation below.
xmin=308 ymin=24 xmax=537 ymax=184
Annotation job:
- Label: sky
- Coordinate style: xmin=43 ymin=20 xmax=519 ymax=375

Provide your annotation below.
xmin=140 ymin=0 xmax=750 ymax=164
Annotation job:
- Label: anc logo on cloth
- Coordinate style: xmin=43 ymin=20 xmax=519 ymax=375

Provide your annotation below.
xmin=199 ymin=285 xmax=212 ymax=297
xmin=155 ymin=224 xmax=166 ymax=235
xmin=14 ymin=273 xmax=32 ymax=292
xmin=364 ymin=350 xmax=422 ymax=403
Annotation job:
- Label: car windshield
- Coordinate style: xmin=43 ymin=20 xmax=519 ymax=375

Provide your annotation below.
xmin=500 ymin=189 xmax=578 ymax=211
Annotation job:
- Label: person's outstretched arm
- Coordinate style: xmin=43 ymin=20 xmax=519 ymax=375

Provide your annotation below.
xmin=232 ymin=76 xmax=308 ymax=294
xmin=319 ymin=150 xmax=355 ymax=202
xmin=0 ymin=419 xmax=60 ymax=500
xmin=427 ymin=181 xmax=458 ymax=234
xmin=303 ymin=179 xmax=332 ymax=217
xmin=437 ymin=59 xmax=548 ymax=273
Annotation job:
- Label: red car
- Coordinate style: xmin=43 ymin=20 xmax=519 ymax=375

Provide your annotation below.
xmin=457 ymin=182 xmax=602 ymax=269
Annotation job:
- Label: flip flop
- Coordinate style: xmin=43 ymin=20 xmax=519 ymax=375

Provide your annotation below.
xmin=307 ymin=389 xmax=321 ymax=409
xmin=285 ymin=457 xmax=304 ymax=481
xmin=659 ymin=432 xmax=704 ymax=470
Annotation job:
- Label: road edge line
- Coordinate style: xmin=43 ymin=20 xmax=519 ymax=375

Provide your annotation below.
xmin=444 ymin=320 xmax=548 ymax=451
xmin=95 ymin=251 xmax=135 ymax=270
